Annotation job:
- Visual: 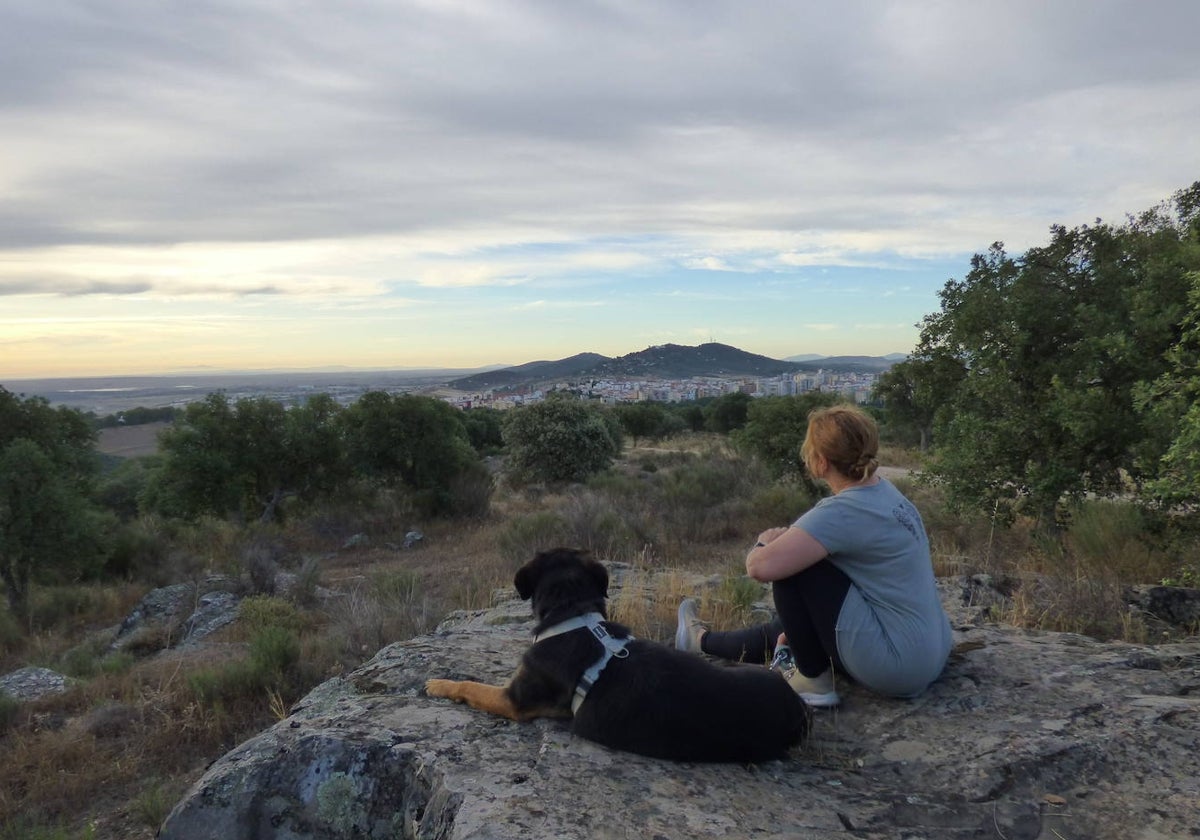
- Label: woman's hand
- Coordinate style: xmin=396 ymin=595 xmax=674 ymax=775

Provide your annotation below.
xmin=745 ymin=526 xmax=830 ymax=582
xmin=756 ymin=527 xmax=789 ymax=546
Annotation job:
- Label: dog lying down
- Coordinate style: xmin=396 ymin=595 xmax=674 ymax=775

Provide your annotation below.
xmin=426 ymin=548 xmax=807 ymax=763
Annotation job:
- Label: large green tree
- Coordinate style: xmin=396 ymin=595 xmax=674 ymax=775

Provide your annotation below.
xmin=0 ymin=389 xmax=101 ymax=622
xmin=916 ymin=183 xmax=1200 ymax=527
xmin=148 ymin=392 xmax=347 ymax=522
xmin=873 ymin=352 xmax=965 ymax=451
xmin=340 ymin=392 xmax=481 ymax=513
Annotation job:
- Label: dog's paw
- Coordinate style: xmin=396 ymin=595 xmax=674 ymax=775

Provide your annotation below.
xmin=425 ymin=678 xmax=459 ymax=700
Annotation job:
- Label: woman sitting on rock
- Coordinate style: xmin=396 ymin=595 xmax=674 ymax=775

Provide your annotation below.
xmin=675 ymin=404 xmax=952 ymax=707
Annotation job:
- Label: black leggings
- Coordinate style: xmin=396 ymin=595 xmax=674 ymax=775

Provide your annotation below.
xmin=701 ymin=559 xmax=852 ymax=678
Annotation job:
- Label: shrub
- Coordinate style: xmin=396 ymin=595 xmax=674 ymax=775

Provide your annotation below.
xmin=239 ymin=595 xmax=307 ymax=635
xmin=1064 ymin=500 xmax=1175 ymax=584
xmin=747 ymin=483 xmax=815 ymax=531
xmin=557 ymin=490 xmax=638 ymax=562
xmin=130 ymin=779 xmax=174 ymax=831
xmin=498 ymin=512 xmax=570 ymax=565
xmin=502 ymin=397 xmax=620 ymax=485
xmin=0 ymin=690 xmax=18 ymax=734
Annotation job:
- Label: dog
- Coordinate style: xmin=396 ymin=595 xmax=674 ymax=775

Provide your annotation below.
xmin=425 ymin=548 xmax=807 ymax=762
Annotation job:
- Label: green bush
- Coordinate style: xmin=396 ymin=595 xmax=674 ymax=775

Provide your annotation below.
xmin=748 ymin=483 xmax=815 ymax=530
xmin=502 ymin=397 xmax=620 ymax=485
xmin=188 ymin=626 xmax=301 ymax=705
xmin=239 ymin=596 xmax=307 ymax=634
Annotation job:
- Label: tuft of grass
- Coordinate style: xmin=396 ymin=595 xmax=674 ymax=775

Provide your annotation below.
xmin=0 ymin=691 xmax=19 ymax=734
xmin=238 ymin=595 xmax=308 ymax=636
xmin=130 ymin=778 xmax=175 ymax=831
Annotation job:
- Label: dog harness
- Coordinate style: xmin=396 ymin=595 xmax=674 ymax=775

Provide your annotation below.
xmin=534 ymin=612 xmax=632 ymax=715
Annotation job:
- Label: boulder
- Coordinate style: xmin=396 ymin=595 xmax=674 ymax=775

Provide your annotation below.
xmin=159 ymin=571 xmax=1200 ymax=840
xmin=0 ymin=666 xmax=69 ymax=703
xmin=1128 ymin=584 xmax=1200 ymax=629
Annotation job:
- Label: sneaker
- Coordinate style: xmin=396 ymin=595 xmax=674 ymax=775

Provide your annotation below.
xmin=784 ymin=667 xmax=841 ymax=708
xmin=674 ymin=598 xmax=707 ymax=653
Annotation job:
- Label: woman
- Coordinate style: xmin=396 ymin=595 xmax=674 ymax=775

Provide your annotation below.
xmin=675 ymin=404 xmax=951 ymax=707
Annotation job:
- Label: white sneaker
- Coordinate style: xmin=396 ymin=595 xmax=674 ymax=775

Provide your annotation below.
xmin=674 ymin=598 xmax=707 ymax=653
xmin=785 ymin=667 xmax=841 ymax=708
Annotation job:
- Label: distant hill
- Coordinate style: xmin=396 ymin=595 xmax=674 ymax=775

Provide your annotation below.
xmin=450 ymin=343 xmax=899 ymax=392
xmin=451 ymin=353 xmax=610 ymax=391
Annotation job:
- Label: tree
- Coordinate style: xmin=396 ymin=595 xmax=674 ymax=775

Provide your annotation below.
xmin=732 ymin=392 xmax=840 ymax=483
xmin=502 ymin=396 xmax=620 ymax=484
xmin=0 ymin=389 xmax=102 ymax=623
xmin=917 ymin=183 xmax=1200 ymax=528
xmin=460 ymin=407 xmax=506 ymax=455
xmin=873 ymin=352 xmax=965 ymax=451
xmin=148 ymin=392 xmax=348 ymax=522
xmin=705 ymin=391 xmax=752 ymax=433
xmin=340 ymin=392 xmax=481 ymax=514
xmin=614 ymin=401 xmax=676 ymax=447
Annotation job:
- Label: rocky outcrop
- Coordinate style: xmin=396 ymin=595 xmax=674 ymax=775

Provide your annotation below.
xmin=0 ymin=666 xmax=69 ymax=702
xmin=159 ymin=569 xmax=1200 ymax=840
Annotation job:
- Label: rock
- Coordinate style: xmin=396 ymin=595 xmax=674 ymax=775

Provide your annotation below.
xmin=0 ymin=666 xmax=69 ymax=702
xmin=402 ymin=530 xmax=424 ymax=549
xmin=180 ymin=591 xmax=241 ymax=647
xmin=341 ymin=533 xmax=370 ymax=551
xmin=159 ymin=572 xmax=1200 ymax=840
xmin=112 ymin=579 xmax=242 ymax=652
xmin=1128 ymin=584 xmax=1200 ymax=628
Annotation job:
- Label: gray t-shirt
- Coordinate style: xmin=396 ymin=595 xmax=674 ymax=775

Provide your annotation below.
xmin=794 ymin=478 xmax=952 ymax=697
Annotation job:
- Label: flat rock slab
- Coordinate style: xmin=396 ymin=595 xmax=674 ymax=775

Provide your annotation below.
xmin=160 ymin=578 xmax=1200 ymax=840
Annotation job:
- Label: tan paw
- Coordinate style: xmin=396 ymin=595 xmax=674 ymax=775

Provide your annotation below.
xmin=425 ymin=678 xmax=458 ymax=700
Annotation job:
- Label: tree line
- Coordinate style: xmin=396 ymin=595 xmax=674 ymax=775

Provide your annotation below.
xmin=0 ymin=384 xmax=773 ymax=625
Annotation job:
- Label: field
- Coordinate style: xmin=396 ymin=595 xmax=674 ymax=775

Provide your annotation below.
xmin=95 ymin=423 xmax=167 ymax=458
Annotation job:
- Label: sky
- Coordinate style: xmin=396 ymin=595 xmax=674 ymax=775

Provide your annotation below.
xmin=2 ymin=1 xmax=1198 ymax=379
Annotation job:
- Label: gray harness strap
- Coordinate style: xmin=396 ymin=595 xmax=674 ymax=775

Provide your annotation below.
xmin=534 ymin=612 xmax=633 ymax=715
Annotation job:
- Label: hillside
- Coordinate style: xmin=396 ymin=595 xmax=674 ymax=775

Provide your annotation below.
xmin=450 ymin=342 xmax=896 ymax=392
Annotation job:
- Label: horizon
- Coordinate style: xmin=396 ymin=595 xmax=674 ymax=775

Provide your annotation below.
xmin=3 ymin=3 xmax=1197 ymax=379
xmin=2 ymin=344 xmax=908 ymax=385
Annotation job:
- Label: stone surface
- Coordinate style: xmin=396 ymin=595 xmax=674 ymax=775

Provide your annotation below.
xmin=0 ymin=666 xmax=69 ymax=702
xmin=160 ymin=570 xmax=1200 ymax=840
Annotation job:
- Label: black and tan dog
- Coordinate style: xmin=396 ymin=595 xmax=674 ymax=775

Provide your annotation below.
xmin=425 ymin=548 xmax=806 ymax=762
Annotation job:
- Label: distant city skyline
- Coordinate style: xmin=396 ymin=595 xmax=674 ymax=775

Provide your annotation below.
xmin=3 ymin=2 xmax=1197 ymax=379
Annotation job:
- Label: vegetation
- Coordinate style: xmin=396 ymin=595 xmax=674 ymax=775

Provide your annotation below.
xmin=502 ymin=394 xmax=621 ymax=484
xmin=876 ymin=183 xmax=1200 ymax=533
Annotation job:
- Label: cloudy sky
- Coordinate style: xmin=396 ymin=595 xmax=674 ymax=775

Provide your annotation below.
xmin=2 ymin=0 xmax=1197 ymax=379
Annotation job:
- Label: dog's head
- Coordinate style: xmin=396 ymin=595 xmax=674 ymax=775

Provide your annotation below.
xmin=514 ymin=547 xmax=609 ymax=625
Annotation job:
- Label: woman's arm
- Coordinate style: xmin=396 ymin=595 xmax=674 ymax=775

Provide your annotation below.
xmin=745 ymin=526 xmax=829 ymax=582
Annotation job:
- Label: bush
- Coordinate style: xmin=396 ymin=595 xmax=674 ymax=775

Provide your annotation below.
xmin=239 ymin=595 xmax=307 ymax=635
xmin=498 ymin=512 xmax=570 ymax=565
xmin=502 ymin=397 xmax=620 ymax=485
xmin=0 ymin=691 xmax=18 ymax=734
xmin=558 ymin=490 xmax=638 ymax=561
xmin=747 ymin=483 xmax=816 ymax=531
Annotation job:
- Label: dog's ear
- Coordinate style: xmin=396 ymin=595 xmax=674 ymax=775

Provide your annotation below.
xmin=585 ymin=555 xmax=609 ymax=598
xmin=514 ymin=558 xmax=540 ymax=600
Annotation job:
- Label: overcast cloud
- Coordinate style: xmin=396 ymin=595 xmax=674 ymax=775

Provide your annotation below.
xmin=2 ymin=0 xmax=1197 ymax=376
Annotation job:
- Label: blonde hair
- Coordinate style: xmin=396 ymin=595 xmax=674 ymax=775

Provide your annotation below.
xmin=801 ymin=404 xmax=879 ymax=482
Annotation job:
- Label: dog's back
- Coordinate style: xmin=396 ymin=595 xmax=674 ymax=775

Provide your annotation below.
xmin=571 ymin=639 xmax=807 ymax=762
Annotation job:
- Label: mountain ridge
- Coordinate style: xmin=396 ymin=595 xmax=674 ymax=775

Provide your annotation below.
xmin=450 ymin=343 xmax=901 ymax=392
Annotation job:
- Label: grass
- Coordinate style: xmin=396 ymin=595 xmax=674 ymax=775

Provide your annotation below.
xmin=1 ymin=433 xmax=1197 ymax=837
